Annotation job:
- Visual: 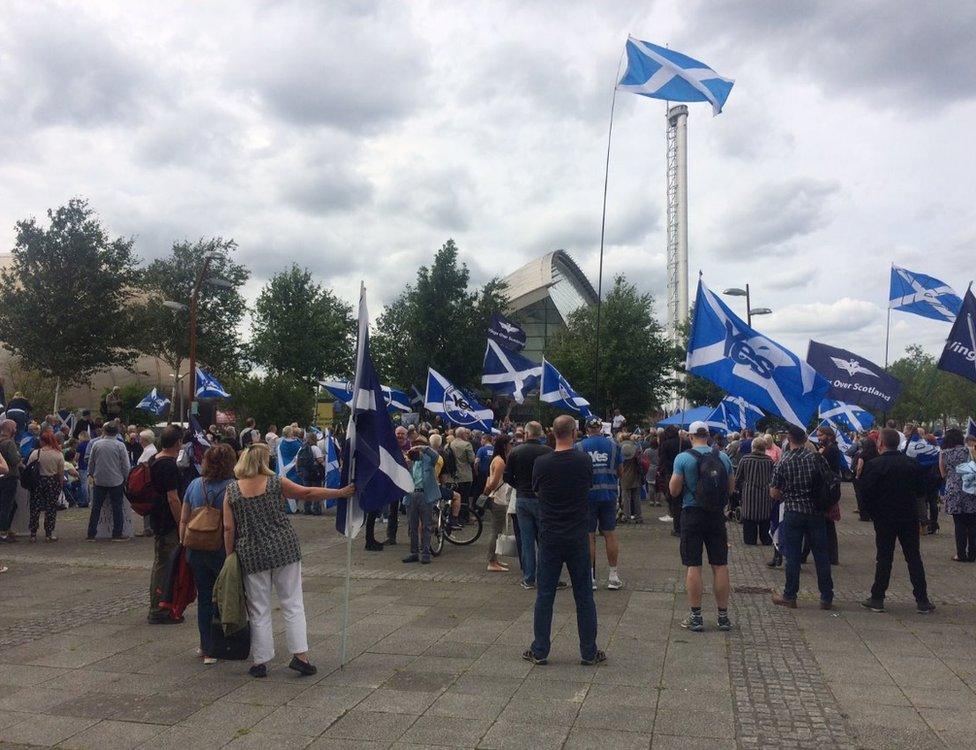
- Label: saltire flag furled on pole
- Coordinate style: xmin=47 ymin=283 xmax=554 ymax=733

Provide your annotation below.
xmin=323 ymin=429 xmax=341 ymax=508
xmin=195 ymin=369 xmax=230 ymax=399
xmin=806 ymin=340 xmax=901 ymax=412
xmin=481 ymin=340 xmax=542 ymax=404
xmin=889 ymin=265 xmax=962 ymax=322
xmin=135 ymin=388 xmax=171 ymax=417
xmin=320 ymin=379 xmax=412 ymax=413
xmin=425 ymin=368 xmax=495 ymax=432
xmin=337 ymin=284 xmax=413 ymax=539
xmin=686 ymin=278 xmax=830 ymax=427
xmin=818 ymin=399 xmax=874 ymax=433
xmin=539 ymin=359 xmax=591 ymax=417
xmin=704 ymin=396 xmax=763 ymax=435
xmin=937 ymin=285 xmax=976 ymax=385
xmin=616 ymin=36 xmax=734 ymax=115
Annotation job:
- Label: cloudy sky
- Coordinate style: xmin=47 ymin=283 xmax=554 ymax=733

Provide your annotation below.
xmin=1 ymin=0 xmax=974 ymax=366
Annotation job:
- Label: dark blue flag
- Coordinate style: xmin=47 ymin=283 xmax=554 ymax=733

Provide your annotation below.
xmin=487 ymin=313 xmax=527 ymax=352
xmin=806 ymin=340 xmax=902 ymax=412
xmin=937 ymin=286 xmax=976 ymax=385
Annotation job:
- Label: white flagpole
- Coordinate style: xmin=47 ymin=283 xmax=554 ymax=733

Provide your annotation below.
xmin=340 ymin=533 xmax=353 ymax=668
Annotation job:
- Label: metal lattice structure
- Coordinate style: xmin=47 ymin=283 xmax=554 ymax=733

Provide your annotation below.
xmin=665 ymin=105 xmax=689 ymax=345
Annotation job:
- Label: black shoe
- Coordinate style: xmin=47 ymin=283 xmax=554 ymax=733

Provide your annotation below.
xmin=147 ymin=615 xmax=184 ymax=625
xmin=248 ymin=664 xmax=267 ymax=678
xmin=288 ymin=656 xmax=317 ymax=676
xmin=402 ymin=554 xmax=419 ymax=564
xmin=364 ymin=539 xmax=384 ymax=552
xmin=384 ymin=538 xmax=397 ymax=546
xmin=521 ymin=649 xmax=547 ymax=665
xmin=916 ymin=601 xmax=936 ymax=614
xmin=420 ymin=555 xmax=431 ymax=565
xmin=580 ymin=650 xmax=607 ymax=666
xmin=555 ymin=581 xmax=568 ymax=590
xmin=860 ymin=598 xmax=885 ymax=613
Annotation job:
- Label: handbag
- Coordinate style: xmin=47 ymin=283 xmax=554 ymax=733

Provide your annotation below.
xmin=184 ymin=480 xmax=223 ymax=552
xmin=209 ymin=616 xmax=250 ymax=660
xmin=495 ymin=511 xmax=518 ymax=558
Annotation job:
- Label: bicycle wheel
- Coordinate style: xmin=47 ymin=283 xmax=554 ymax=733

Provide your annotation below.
xmin=430 ymin=506 xmax=445 ymax=557
xmin=445 ymin=510 xmax=483 ymax=546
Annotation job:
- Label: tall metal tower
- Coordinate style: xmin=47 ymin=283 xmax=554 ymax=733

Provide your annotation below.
xmin=665 ymin=104 xmax=689 ymax=344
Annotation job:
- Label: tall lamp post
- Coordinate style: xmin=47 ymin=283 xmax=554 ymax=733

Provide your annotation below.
xmin=723 ymin=284 xmax=772 ymax=327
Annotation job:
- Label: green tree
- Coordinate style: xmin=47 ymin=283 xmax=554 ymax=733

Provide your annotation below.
xmin=889 ymin=344 xmax=976 ymax=425
xmin=0 ymin=199 xmax=141 ymax=405
xmin=250 ymin=265 xmax=355 ymax=384
xmin=223 ymin=372 xmax=315 ymax=429
xmin=546 ymin=275 xmax=678 ymax=418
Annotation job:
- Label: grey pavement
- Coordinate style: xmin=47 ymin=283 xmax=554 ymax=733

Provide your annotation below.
xmin=0 ymin=486 xmax=974 ymax=749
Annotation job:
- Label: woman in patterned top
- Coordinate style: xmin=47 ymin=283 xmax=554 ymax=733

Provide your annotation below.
xmin=939 ymin=428 xmax=976 ymax=562
xmin=224 ymin=442 xmax=354 ymax=679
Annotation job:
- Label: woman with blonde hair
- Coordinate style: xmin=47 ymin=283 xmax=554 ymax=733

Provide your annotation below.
xmin=223 ymin=442 xmax=354 ymax=678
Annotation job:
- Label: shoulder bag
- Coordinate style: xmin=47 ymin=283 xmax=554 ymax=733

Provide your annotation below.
xmin=184 ymin=479 xmax=224 ymax=552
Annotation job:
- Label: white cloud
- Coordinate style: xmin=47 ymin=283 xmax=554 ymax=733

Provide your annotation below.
xmin=763 ymin=298 xmax=880 ymax=335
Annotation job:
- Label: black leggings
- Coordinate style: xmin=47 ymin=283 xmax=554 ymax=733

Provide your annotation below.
xmin=952 ymin=513 xmax=976 ymax=562
xmin=742 ymin=519 xmax=772 ymax=546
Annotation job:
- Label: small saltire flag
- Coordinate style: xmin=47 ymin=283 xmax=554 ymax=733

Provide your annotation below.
xmin=818 ymin=399 xmax=874 ymax=433
xmin=425 ymin=367 xmax=495 ymax=432
xmin=889 ymin=265 xmax=962 ymax=323
xmin=966 ymin=417 xmax=976 ymax=440
xmin=686 ymin=278 xmax=830 ymax=427
xmin=616 ymin=36 xmax=734 ymax=115
xmin=905 ymin=434 xmax=940 ymax=468
xmin=338 ymin=284 xmax=414 ymax=539
xmin=276 ymin=434 xmax=303 ymax=513
xmin=481 ymin=340 xmax=542 ymax=404
xmin=811 ymin=422 xmax=854 ymax=471
xmin=320 ymin=379 xmax=412 ymax=413
xmin=182 ymin=415 xmax=211 ymax=471
xmin=195 ymin=369 xmax=230 ymax=399
xmin=540 ymin=359 xmax=591 ymax=417
xmin=57 ymin=409 xmax=77 ymax=436
xmin=703 ymin=404 xmax=729 ymax=435
xmin=136 ymin=388 xmax=171 ymax=417
xmin=704 ymin=396 xmax=763 ymax=435
xmin=937 ymin=285 xmax=976 ymax=385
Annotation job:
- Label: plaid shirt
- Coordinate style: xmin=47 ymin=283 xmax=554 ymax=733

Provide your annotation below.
xmin=770 ymin=448 xmax=821 ymax=515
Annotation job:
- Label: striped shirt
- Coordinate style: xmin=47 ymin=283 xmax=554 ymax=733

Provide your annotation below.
xmin=576 ymin=435 xmax=621 ymax=504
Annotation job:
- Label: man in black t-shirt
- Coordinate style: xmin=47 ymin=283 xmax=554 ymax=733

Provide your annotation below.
xmin=523 ymin=415 xmax=605 ymax=666
xmin=147 ymin=425 xmax=185 ymax=624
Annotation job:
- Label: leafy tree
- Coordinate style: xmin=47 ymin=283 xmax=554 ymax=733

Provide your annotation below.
xmin=4 ymin=362 xmax=61 ymax=416
xmin=223 ymin=372 xmax=315 ymax=429
xmin=0 ymin=199 xmax=141 ymax=403
xmin=546 ymin=275 xmax=678 ymax=418
xmin=250 ymin=265 xmax=355 ymax=384
xmin=889 ymin=344 xmax=976 ymax=426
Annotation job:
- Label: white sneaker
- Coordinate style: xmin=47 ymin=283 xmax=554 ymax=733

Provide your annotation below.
xmin=607 ymin=573 xmax=623 ymax=590
xmin=658 ymin=515 xmax=673 ymax=523
xmin=591 ymin=577 xmax=598 ymax=591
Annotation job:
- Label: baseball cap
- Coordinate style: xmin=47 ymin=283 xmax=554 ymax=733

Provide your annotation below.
xmin=689 ymin=421 xmax=709 ymax=436
xmin=586 ymin=416 xmax=603 ymax=428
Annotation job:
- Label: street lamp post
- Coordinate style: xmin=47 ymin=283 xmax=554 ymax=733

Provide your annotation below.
xmin=723 ymin=284 xmax=772 ymax=327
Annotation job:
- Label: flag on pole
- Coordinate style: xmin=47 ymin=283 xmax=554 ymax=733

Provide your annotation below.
xmin=337 ymin=284 xmax=413 ymax=539
xmin=276 ymin=435 xmax=302 ymax=514
xmin=936 ymin=285 xmax=976 ymax=385
xmin=320 ymin=379 xmax=412 ymax=413
xmin=616 ymin=36 xmax=734 ymax=115
xmin=806 ymin=340 xmax=901 ymax=412
xmin=181 ymin=415 xmax=211 ymax=472
xmin=966 ymin=417 xmax=976 ymax=440
xmin=703 ymin=396 xmax=763 ymax=435
xmin=425 ymin=368 xmax=494 ymax=432
xmin=195 ymin=369 xmax=230 ymax=399
xmin=889 ymin=265 xmax=962 ymax=322
xmin=818 ymin=399 xmax=874 ymax=433
xmin=810 ymin=422 xmax=854 ymax=471
xmin=481 ymin=340 xmax=542 ymax=404
xmin=487 ymin=313 xmax=527 ymax=352
xmin=539 ymin=359 xmax=591 ymax=417
xmin=135 ymin=388 xmax=171 ymax=417
xmin=686 ymin=278 xmax=830 ymax=427
xmin=57 ymin=409 xmax=76 ymax=436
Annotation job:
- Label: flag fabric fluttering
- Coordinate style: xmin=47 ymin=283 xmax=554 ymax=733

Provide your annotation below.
xmin=686 ymin=279 xmax=830 ymax=427
xmin=195 ymin=369 xmax=230 ymax=399
xmin=487 ymin=313 xmax=527 ymax=352
xmin=337 ymin=284 xmax=413 ymax=539
xmin=806 ymin=340 xmax=902 ymax=412
xmin=703 ymin=396 xmax=763 ymax=435
xmin=937 ymin=285 xmax=976 ymax=385
xmin=889 ymin=265 xmax=962 ymax=323
xmin=966 ymin=417 xmax=976 ymax=440
xmin=616 ymin=36 xmax=734 ymax=115
xmin=135 ymin=388 xmax=171 ymax=417
xmin=818 ymin=399 xmax=874 ymax=433
xmin=481 ymin=340 xmax=542 ymax=404
xmin=57 ymin=409 xmax=76 ymax=437
xmin=539 ymin=359 xmax=592 ymax=417
xmin=276 ymin=435 xmax=303 ymax=514
xmin=810 ymin=422 xmax=854 ymax=471
xmin=425 ymin=367 xmax=495 ymax=432
xmin=320 ymin=379 xmax=412 ymax=413
xmin=181 ymin=415 xmax=211 ymax=474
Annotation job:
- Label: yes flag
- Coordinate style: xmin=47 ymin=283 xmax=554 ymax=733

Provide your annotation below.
xmin=338 ymin=284 xmax=413 ymax=539
xmin=686 ymin=279 xmax=830 ymax=427
xmin=320 ymin=379 xmax=412 ymax=413
xmin=937 ymin=286 xmax=976 ymax=385
xmin=481 ymin=340 xmax=542 ymax=404
xmin=540 ymin=359 xmax=591 ymax=417
xmin=617 ymin=36 xmax=734 ymax=115
xmin=806 ymin=340 xmax=901 ymax=412
xmin=195 ymin=369 xmax=230 ymax=399
xmin=889 ymin=265 xmax=962 ymax=322
xmin=487 ymin=313 xmax=527 ymax=352
xmin=136 ymin=388 xmax=171 ymax=417
xmin=425 ymin=368 xmax=494 ymax=432
xmin=818 ymin=399 xmax=874 ymax=433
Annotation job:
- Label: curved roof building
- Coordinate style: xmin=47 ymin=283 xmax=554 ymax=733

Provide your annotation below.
xmin=503 ymin=250 xmax=598 ymax=362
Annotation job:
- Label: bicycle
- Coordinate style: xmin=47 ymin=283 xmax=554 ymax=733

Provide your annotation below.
xmin=429 ymin=489 xmax=484 ymax=556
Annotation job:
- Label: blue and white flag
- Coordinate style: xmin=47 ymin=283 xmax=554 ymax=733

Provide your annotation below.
xmin=704 ymin=396 xmax=763 ymax=435
xmin=320 ymin=379 xmax=412 ymax=413
xmin=807 ymin=340 xmax=901 ymax=412
xmin=905 ymin=435 xmax=940 ymax=468
xmin=487 ymin=313 xmax=527 ymax=352
xmin=195 ymin=369 xmax=230 ymax=399
xmin=482 ymin=340 xmax=542 ymax=404
xmin=966 ymin=417 xmax=976 ymax=440
xmin=425 ymin=367 xmax=495 ymax=432
xmin=889 ymin=265 xmax=962 ymax=323
xmin=810 ymin=422 xmax=854 ymax=471
xmin=323 ymin=429 xmax=341 ymax=509
xmin=686 ymin=279 xmax=830 ymax=427
xmin=616 ymin=36 xmax=734 ymax=115
xmin=57 ymin=409 xmax=76 ymax=436
xmin=338 ymin=284 xmax=414 ymax=539
xmin=135 ymin=388 xmax=171 ymax=417
xmin=181 ymin=415 xmax=210 ymax=474
xmin=276 ymin=436 xmax=303 ymax=514
xmin=818 ymin=399 xmax=874 ymax=433
xmin=540 ymin=359 xmax=591 ymax=417
xmin=937 ymin=286 xmax=976 ymax=385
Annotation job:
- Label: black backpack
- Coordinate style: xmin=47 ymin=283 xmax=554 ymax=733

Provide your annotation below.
xmin=19 ymin=449 xmax=41 ymax=491
xmin=688 ymin=448 xmax=730 ymax=512
xmin=296 ymin=445 xmax=324 ymax=485
xmin=811 ymin=453 xmax=841 ymax=512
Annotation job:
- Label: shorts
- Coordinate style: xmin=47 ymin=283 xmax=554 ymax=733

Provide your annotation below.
xmin=588 ymin=502 xmax=617 ymax=534
xmin=679 ymin=506 xmax=729 ymax=567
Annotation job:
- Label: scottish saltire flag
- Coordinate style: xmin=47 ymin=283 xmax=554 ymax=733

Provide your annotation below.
xmin=540 ymin=360 xmax=591 ymax=417
xmin=57 ymin=409 xmax=76 ymax=436
xmin=135 ymin=388 xmax=171 ymax=417
xmin=811 ymin=422 xmax=854 ymax=471
xmin=337 ymin=284 xmax=413 ymax=539
xmin=686 ymin=279 xmax=830 ymax=426
xmin=889 ymin=266 xmax=962 ymax=322
xmin=616 ymin=37 xmax=734 ymax=115
xmin=704 ymin=396 xmax=763 ymax=435
xmin=320 ymin=379 xmax=412 ymax=413
xmin=937 ymin=286 xmax=976 ymax=384
xmin=818 ymin=399 xmax=874 ymax=433
xmin=425 ymin=368 xmax=495 ymax=432
xmin=181 ymin=415 xmax=210 ymax=472
xmin=410 ymin=386 xmax=425 ymax=410
xmin=195 ymin=369 xmax=230 ymax=399
xmin=703 ymin=404 xmax=729 ymax=435
xmin=966 ymin=417 xmax=976 ymax=440
xmin=276 ymin=436 xmax=302 ymax=514
xmin=905 ymin=435 xmax=940 ymax=468
xmin=482 ymin=340 xmax=542 ymax=404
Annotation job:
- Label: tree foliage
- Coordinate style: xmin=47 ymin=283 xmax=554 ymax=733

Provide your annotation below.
xmin=547 ymin=275 xmax=678 ymax=419
xmin=0 ymin=199 xmax=141 ymax=384
xmin=223 ymin=372 xmax=315 ymax=429
xmin=250 ymin=264 xmax=355 ymax=384
xmin=889 ymin=344 xmax=976 ymax=425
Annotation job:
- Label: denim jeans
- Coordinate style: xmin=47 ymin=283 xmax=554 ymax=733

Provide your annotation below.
xmin=531 ymin=534 xmax=598 ymax=661
xmin=782 ymin=510 xmax=833 ymax=603
xmin=407 ymin=491 xmax=433 ymax=557
xmin=186 ymin=548 xmax=226 ymax=655
xmin=302 ymin=501 xmax=322 ymax=516
xmin=75 ymin=469 xmax=90 ymax=507
xmin=516 ymin=496 xmax=540 ymax=585
xmin=88 ymin=484 xmax=125 ymax=539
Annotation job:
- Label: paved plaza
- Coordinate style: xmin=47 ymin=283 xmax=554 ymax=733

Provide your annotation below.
xmin=0 ymin=487 xmax=975 ymax=750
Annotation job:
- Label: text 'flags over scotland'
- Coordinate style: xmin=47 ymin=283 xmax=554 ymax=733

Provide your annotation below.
xmin=540 ymin=360 xmax=591 ymax=418
xmin=481 ymin=340 xmax=542 ymax=404
xmin=616 ymin=36 xmax=734 ymax=115
xmin=889 ymin=265 xmax=962 ymax=323
xmin=487 ymin=313 xmax=527 ymax=352
xmin=136 ymin=388 xmax=171 ymax=417
xmin=937 ymin=286 xmax=976 ymax=385
xmin=195 ymin=369 xmax=230 ymax=399
xmin=806 ymin=340 xmax=901 ymax=412
xmin=425 ymin=368 xmax=494 ymax=433
xmin=819 ymin=399 xmax=874 ymax=433
xmin=686 ymin=279 xmax=830 ymax=427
